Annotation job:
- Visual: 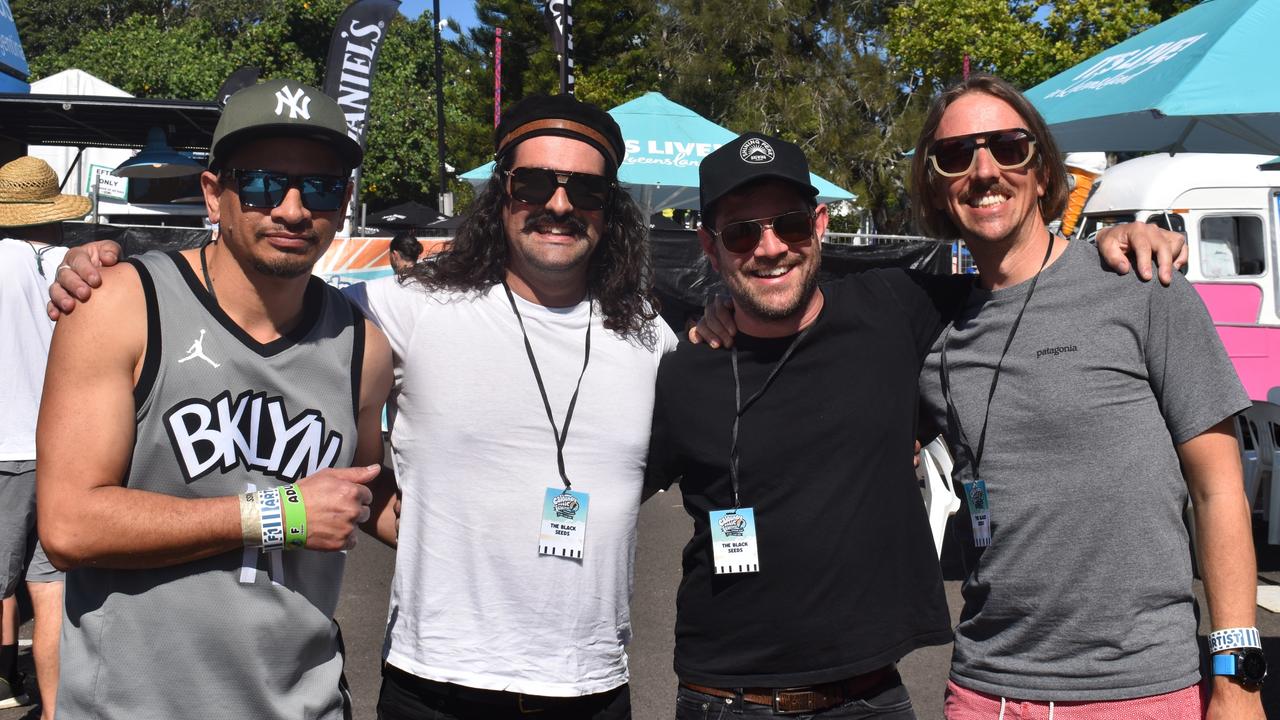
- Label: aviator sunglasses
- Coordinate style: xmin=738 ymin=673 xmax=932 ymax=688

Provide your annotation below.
xmin=504 ymin=167 xmax=614 ymax=211
xmin=711 ymin=210 xmax=815 ymax=254
xmin=927 ymin=128 xmax=1037 ymax=178
xmin=222 ymin=169 xmax=350 ymax=212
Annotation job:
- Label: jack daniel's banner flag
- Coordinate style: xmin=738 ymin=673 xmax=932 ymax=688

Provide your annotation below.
xmin=323 ymin=0 xmax=401 ymax=152
xmin=543 ymin=0 xmax=575 ymax=95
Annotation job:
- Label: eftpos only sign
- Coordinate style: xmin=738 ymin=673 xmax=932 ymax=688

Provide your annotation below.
xmin=323 ymin=0 xmax=400 ymax=231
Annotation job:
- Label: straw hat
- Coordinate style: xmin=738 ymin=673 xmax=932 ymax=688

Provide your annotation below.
xmin=0 ymin=156 xmax=93 ymax=228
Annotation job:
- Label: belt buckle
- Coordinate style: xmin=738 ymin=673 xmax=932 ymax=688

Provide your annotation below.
xmin=772 ymin=686 xmax=817 ymax=715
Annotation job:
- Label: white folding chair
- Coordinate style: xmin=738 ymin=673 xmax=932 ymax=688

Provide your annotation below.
xmin=919 ymin=437 xmax=962 ymax=559
xmin=1235 ymin=413 xmax=1263 ymax=514
xmin=1243 ymin=402 xmax=1280 ymax=545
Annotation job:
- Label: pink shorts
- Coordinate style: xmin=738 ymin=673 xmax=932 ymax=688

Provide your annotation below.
xmin=944 ymin=679 xmax=1205 ymax=720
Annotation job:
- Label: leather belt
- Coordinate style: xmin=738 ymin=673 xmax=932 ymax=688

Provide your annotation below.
xmin=681 ymin=666 xmax=894 ymax=715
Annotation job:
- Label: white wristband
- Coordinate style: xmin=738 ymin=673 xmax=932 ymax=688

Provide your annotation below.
xmin=256 ymin=487 xmax=285 ymax=551
xmin=239 ymin=491 xmax=262 ymax=547
xmin=1209 ymin=627 xmax=1261 ymax=653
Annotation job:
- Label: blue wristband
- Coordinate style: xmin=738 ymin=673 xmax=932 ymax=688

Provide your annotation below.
xmin=1212 ymin=653 xmax=1237 ymax=677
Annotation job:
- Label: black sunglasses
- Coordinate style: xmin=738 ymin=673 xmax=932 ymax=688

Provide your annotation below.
xmin=928 ymin=128 xmax=1037 ymax=178
xmin=222 ymin=169 xmax=350 ymax=212
xmin=504 ymin=167 xmax=614 ymax=211
xmin=712 ymin=210 xmax=815 ymax=254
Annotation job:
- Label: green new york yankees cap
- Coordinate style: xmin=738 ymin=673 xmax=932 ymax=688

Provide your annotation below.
xmin=209 ymin=79 xmax=363 ymax=172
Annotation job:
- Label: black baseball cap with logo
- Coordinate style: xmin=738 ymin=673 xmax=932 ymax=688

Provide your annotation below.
xmin=208 ymin=79 xmax=363 ymax=172
xmin=699 ymin=132 xmax=819 ymax=223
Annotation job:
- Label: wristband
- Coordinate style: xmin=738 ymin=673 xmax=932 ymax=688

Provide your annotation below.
xmin=1209 ymin=627 xmax=1261 ymax=653
xmin=256 ymin=487 xmax=285 ymax=551
xmin=239 ymin=491 xmax=262 ymax=547
xmin=279 ymin=484 xmax=308 ymax=550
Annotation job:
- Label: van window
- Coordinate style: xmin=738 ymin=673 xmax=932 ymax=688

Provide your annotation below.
xmin=1148 ymin=213 xmax=1186 ymax=234
xmin=1078 ymin=213 xmax=1135 ymax=242
xmin=1200 ymin=215 xmax=1266 ymax=278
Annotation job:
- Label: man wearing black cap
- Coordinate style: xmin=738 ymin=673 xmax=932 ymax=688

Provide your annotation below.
xmin=645 ymin=132 xmax=971 ymax=718
xmin=36 ymin=79 xmax=394 ymax=720
xmin=344 ymin=93 xmax=675 ymax=719
xmin=660 ymin=127 xmax=1192 ymax=717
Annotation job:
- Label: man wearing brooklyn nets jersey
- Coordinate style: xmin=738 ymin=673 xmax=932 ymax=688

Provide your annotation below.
xmin=36 ymin=80 xmax=394 ymax=720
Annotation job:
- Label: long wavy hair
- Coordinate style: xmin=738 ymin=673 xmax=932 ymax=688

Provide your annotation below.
xmin=909 ymin=74 xmax=1070 ymax=239
xmin=405 ymin=154 xmax=659 ymax=344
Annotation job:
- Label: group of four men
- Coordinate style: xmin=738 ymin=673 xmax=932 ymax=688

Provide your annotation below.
xmin=31 ymin=71 xmax=1263 ymax=720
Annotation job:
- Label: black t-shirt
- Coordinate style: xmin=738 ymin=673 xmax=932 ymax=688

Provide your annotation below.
xmin=646 ymin=268 xmax=969 ymax=688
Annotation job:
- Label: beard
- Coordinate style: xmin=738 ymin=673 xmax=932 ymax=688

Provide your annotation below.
xmin=245 ymin=229 xmax=320 ymax=278
xmin=249 ymin=254 xmax=314 ymax=278
xmin=726 ymin=256 xmax=821 ymax=322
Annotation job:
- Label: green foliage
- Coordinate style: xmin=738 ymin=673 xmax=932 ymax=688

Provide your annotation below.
xmin=885 ymin=0 xmax=1163 ymax=92
xmin=15 ymin=0 xmax=1199 ymax=228
xmin=646 ymin=0 xmax=926 ymax=231
xmin=360 ymin=13 xmax=487 ymax=206
xmin=11 ymin=0 xmax=171 ymax=59
xmin=22 ymin=0 xmax=475 ymax=209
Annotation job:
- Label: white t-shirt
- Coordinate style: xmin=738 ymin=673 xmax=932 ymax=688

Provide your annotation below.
xmin=350 ymin=277 xmax=677 ymax=697
xmin=0 ymin=239 xmax=67 ymax=461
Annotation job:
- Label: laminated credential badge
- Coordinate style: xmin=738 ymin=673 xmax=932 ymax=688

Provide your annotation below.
xmin=709 ymin=507 xmax=760 ymax=574
xmin=539 ymin=487 xmax=590 ymax=559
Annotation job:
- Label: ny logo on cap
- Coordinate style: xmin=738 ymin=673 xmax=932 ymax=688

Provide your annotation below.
xmin=740 ymin=138 xmax=775 ymax=164
xmin=274 ymin=85 xmax=312 ymax=120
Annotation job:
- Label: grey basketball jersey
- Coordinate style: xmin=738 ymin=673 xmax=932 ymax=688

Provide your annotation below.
xmin=58 ymin=251 xmax=364 ymax=720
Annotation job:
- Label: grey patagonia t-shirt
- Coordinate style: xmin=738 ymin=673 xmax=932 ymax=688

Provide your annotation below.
xmin=919 ymin=237 xmax=1249 ymax=701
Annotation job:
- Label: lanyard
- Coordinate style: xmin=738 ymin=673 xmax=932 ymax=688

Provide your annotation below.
xmin=200 ymin=239 xmax=219 ymax=304
xmin=502 ymin=280 xmax=592 ymax=490
xmin=21 ymin=240 xmax=60 ymax=279
xmin=939 ymin=232 xmax=1054 ymax=477
xmin=728 ymin=326 xmax=812 ymax=509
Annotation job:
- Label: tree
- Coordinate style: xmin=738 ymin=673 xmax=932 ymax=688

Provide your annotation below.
xmin=453 ymin=1 xmax=659 ymax=128
xmin=647 ymin=0 xmax=925 ymax=232
xmin=23 ymin=0 xmax=483 ymax=208
xmin=885 ymin=0 xmax=1164 ymax=92
xmin=11 ymin=0 xmax=173 ymax=59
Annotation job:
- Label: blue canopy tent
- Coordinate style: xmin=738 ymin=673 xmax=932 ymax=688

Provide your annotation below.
xmin=0 ymin=0 xmax=29 ymax=94
xmin=1025 ymin=0 xmax=1280 ymax=155
xmin=462 ymin=92 xmax=854 ymax=217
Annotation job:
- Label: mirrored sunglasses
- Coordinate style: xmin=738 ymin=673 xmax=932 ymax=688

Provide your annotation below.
xmin=223 ymin=169 xmax=349 ymax=212
xmin=713 ymin=210 xmax=815 ymax=254
xmin=504 ymin=167 xmax=614 ymax=211
xmin=928 ymin=129 xmax=1037 ymax=178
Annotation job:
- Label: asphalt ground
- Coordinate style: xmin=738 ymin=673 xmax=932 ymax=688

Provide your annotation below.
xmin=6 ymin=486 xmax=1280 ymax=719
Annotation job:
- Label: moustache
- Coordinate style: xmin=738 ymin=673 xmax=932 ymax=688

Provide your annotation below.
xmin=522 ymin=211 xmax=589 ymax=237
xmin=960 ymin=181 xmax=1018 ymax=204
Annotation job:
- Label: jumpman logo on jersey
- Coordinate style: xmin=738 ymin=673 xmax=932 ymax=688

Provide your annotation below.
xmin=179 ymin=329 xmax=221 ymax=368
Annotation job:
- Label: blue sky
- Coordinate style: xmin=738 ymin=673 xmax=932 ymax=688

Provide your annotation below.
xmin=399 ymin=0 xmax=479 ymax=36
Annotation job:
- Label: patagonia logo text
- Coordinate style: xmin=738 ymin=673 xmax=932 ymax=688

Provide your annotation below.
xmin=1036 ymin=345 xmax=1078 ymax=359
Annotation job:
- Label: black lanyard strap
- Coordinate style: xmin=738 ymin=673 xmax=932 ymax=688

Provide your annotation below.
xmin=200 ymin=239 xmax=218 ymax=304
xmin=502 ymin=280 xmax=592 ymax=490
xmin=728 ymin=326 xmax=812 ymax=509
xmin=940 ymin=232 xmax=1055 ymax=477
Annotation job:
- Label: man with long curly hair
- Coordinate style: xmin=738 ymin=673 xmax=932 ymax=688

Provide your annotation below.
xmin=353 ymin=93 xmax=677 ymax=719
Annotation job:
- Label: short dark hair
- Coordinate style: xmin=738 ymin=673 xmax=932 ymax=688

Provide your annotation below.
xmin=389 ymin=230 xmax=423 ymax=261
xmin=909 ymin=74 xmax=1070 ymax=239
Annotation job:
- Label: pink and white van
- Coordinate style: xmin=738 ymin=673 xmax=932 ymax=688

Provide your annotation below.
xmin=1079 ymin=153 xmax=1280 ymax=405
